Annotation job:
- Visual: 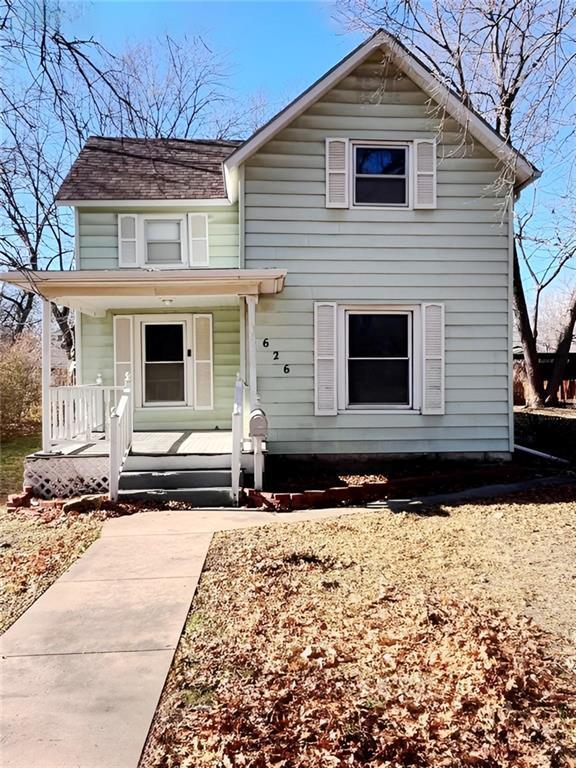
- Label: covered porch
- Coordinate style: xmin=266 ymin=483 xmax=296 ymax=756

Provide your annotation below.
xmin=4 ymin=268 xmax=286 ymax=501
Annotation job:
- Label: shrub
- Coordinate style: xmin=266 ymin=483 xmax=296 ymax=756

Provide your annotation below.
xmin=0 ymin=333 xmax=42 ymax=437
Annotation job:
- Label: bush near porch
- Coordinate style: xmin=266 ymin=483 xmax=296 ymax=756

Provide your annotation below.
xmin=0 ymin=334 xmax=41 ymax=438
xmin=141 ymin=484 xmax=576 ymax=768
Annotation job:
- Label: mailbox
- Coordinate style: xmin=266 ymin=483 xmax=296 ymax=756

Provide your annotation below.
xmin=249 ymin=408 xmax=268 ymax=438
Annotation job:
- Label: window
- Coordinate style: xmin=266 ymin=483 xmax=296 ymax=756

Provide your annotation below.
xmin=144 ymin=219 xmax=183 ymax=265
xmin=142 ymin=322 xmax=186 ymax=404
xmin=345 ymin=310 xmax=412 ymax=407
xmin=353 ymin=143 xmax=409 ymax=207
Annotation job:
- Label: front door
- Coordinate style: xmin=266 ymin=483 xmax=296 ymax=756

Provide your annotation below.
xmin=141 ymin=319 xmax=190 ymax=406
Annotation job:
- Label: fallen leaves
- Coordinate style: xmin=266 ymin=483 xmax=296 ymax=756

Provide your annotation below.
xmin=141 ymin=488 xmax=576 ymax=768
xmin=0 ymin=507 xmax=102 ymax=632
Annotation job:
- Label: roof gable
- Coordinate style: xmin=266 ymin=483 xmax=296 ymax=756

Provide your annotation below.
xmin=224 ymin=30 xmax=538 ymax=193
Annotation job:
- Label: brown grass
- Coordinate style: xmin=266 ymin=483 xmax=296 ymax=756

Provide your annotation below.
xmin=142 ymin=484 xmax=576 ymax=768
xmin=0 ymin=507 xmax=102 ymax=633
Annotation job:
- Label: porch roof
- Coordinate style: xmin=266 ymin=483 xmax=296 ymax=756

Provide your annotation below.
xmin=2 ymin=268 xmax=286 ymax=313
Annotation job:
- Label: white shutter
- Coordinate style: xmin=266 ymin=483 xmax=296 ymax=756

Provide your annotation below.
xmin=422 ymin=303 xmax=444 ymax=414
xmin=325 ymin=138 xmax=349 ymax=208
xmin=193 ymin=314 xmax=213 ymax=409
xmin=314 ymin=302 xmax=337 ymax=415
xmin=413 ymin=140 xmax=437 ymax=209
xmin=188 ymin=213 xmax=209 ymax=266
xmin=118 ymin=214 xmax=138 ymax=266
xmin=113 ymin=316 xmax=133 ymax=386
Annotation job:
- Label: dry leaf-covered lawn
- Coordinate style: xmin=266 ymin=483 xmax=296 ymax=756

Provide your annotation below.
xmin=142 ymin=485 xmax=576 ymax=768
xmin=0 ymin=507 xmax=102 ymax=633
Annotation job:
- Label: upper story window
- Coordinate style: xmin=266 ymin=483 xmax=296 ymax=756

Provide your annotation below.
xmin=144 ymin=219 xmax=183 ymax=265
xmin=325 ymin=138 xmax=436 ymax=209
xmin=118 ymin=213 xmax=207 ymax=269
xmin=353 ymin=143 xmax=409 ymax=207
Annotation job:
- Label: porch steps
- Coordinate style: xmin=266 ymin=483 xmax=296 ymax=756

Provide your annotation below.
xmin=120 ymin=469 xmax=232 ymax=490
xmin=118 ymin=487 xmax=235 ymax=506
xmin=123 ymin=454 xmax=232 ymax=472
xmin=118 ymin=454 xmax=238 ymax=506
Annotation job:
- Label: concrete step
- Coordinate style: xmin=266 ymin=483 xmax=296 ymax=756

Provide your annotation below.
xmin=119 ymin=469 xmax=232 ymax=491
xmin=124 ymin=454 xmax=232 ymax=472
xmin=118 ymin=487 xmax=235 ymax=506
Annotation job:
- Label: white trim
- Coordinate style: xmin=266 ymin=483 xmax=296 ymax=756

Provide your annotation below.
xmin=42 ymin=298 xmax=52 ymax=452
xmin=314 ymin=302 xmax=338 ymax=416
xmin=413 ymin=139 xmax=437 ymax=209
xmin=58 ymin=198 xmax=233 ymax=208
xmin=76 ymin=311 xmax=83 ymax=383
xmin=337 ymin=304 xmax=421 ymax=413
xmin=224 ymin=30 xmax=536 ymax=192
xmin=337 ymin=304 xmax=422 ymax=414
xmin=193 ymin=313 xmax=214 ymax=411
xmin=113 ymin=315 xmax=134 ymax=388
xmin=421 ymin=302 xmax=445 ymax=415
xmin=350 ymin=141 xmax=411 ymax=210
xmin=73 ymin=208 xmax=80 ymax=266
xmin=188 ymin=213 xmax=210 ymax=267
xmin=507 ymin=196 xmax=515 ymax=451
xmin=132 ymin=313 xmax=193 ymax=408
xmin=238 ymin=164 xmax=246 ymax=267
xmin=138 ymin=213 xmax=188 ymax=270
xmin=141 ymin=319 xmax=188 ymax=407
xmin=246 ymin=295 xmax=258 ymax=410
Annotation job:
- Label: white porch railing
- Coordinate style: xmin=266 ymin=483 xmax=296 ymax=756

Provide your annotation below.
xmin=49 ymin=384 xmax=125 ymax=443
xmin=231 ymin=374 xmax=245 ymax=504
xmin=109 ymin=383 xmax=133 ymax=502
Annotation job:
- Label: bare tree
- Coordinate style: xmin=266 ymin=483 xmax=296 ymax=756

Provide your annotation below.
xmin=1 ymin=1 xmax=254 ymax=357
xmin=339 ymin=0 xmax=576 ymax=406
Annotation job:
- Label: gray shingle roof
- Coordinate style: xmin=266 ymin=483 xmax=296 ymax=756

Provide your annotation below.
xmin=57 ymin=137 xmax=240 ymax=201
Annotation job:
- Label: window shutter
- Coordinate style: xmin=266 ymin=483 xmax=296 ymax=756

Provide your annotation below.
xmin=422 ymin=303 xmax=445 ymax=414
xmin=118 ymin=214 xmax=138 ymax=266
xmin=113 ymin=316 xmax=133 ymax=386
xmin=314 ymin=302 xmax=337 ymax=415
xmin=413 ymin=140 xmax=437 ymax=209
xmin=193 ymin=314 xmax=213 ymax=410
xmin=325 ymin=138 xmax=349 ymax=208
xmin=188 ymin=214 xmax=209 ymax=266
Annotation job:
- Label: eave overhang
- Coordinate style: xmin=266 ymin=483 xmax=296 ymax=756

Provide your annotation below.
xmin=2 ymin=268 xmax=287 ymax=313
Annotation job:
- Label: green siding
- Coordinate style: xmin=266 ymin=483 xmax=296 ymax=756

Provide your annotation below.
xmin=80 ymin=306 xmax=240 ymax=431
xmin=77 ymin=205 xmax=239 ymax=270
xmin=244 ymin=53 xmax=512 ymax=455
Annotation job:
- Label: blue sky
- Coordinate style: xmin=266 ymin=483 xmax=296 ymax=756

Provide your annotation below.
xmin=64 ymin=0 xmax=363 ymax=113
xmin=60 ymin=1 xmax=573 ymax=304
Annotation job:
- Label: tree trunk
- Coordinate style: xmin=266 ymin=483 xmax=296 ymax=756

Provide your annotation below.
xmin=512 ymin=243 xmax=544 ymax=408
xmin=51 ymin=305 xmax=75 ymax=360
xmin=544 ymin=294 xmax=576 ymax=405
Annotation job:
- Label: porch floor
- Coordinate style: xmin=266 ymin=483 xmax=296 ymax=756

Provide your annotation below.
xmin=44 ymin=431 xmax=234 ymax=458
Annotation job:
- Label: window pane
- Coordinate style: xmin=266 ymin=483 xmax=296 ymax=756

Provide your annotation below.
xmin=349 ymin=314 xmax=408 ymax=358
xmin=356 ymin=147 xmax=406 ymax=175
xmin=145 ymin=220 xmax=180 ymax=240
xmin=145 ymin=363 xmax=185 ymax=402
xmin=146 ymin=242 xmax=182 ymax=264
xmin=348 ymin=359 xmax=410 ymax=405
xmin=355 ymin=177 xmax=406 ymax=205
xmin=145 ymin=324 xmax=184 ymax=362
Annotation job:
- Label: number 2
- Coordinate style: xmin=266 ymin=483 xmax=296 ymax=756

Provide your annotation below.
xmin=273 ymin=351 xmax=279 ymax=361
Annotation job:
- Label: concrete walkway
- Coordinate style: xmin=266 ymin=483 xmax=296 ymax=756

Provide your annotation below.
xmin=0 ymin=507 xmax=355 ymax=768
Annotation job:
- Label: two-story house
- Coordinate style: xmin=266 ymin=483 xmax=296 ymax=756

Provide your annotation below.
xmin=3 ymin=29 xmax=538 ymax=504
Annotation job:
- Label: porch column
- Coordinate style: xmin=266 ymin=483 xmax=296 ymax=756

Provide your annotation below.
xmin=41 ymin=297 xmax=52 ymax=452
xmin=245 ymin=294 xmax=258 ymax=411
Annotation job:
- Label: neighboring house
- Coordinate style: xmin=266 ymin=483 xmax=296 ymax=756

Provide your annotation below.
xmin=2 ymin=30 xmax=538 ymax=504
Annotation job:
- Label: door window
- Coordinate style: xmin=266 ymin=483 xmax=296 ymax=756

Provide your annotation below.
xmin=143 ymin=323 xmax=186 ymax=404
